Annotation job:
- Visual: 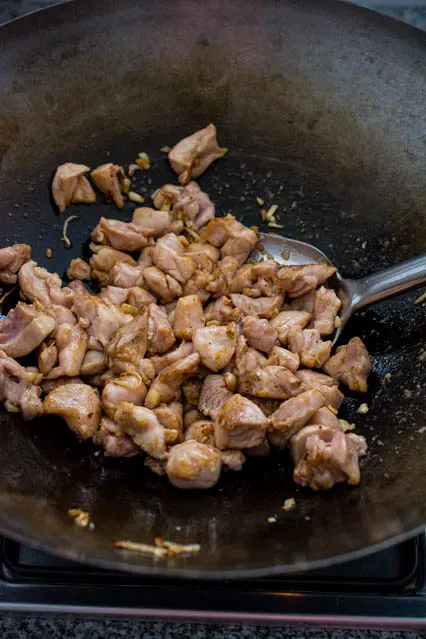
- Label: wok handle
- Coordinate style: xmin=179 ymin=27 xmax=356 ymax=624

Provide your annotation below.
xmin=352 ymin=254 xmax=426 ymax=310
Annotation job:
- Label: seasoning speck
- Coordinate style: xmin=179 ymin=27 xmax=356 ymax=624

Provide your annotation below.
xmin=68 ymin=508 xmax=90 ymax=528
xmin=415 ymin=290 xmax=426 ymax=305
xmin=357 ymin=403 xmax=369 ymax=414
xmin=267 ymin=516 xmax=277 ymax=523
xmin=45 ymin=248 xmax=52 ymax=259
xmin=136 ymin=152 xmax=151 ymax=170
xmin=160 ymin=146 xmax=171 ymax=153
xmin=338 ymin=419 xmax=355 ymax=432
xmin=256 ymin=197 xmax=264 ymax=206
xmin=282 ymin=498 xmax=296 ymax=511
xmin=128 ymin=191 xmax=145 ymax=204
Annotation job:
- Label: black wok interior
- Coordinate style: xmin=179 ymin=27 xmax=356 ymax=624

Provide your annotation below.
xmin=0 ymin=0 xmax=424 ymax=577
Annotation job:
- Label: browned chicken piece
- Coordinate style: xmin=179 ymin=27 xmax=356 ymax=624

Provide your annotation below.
xmin=132 ymin=207 xmax=179 ymax=237
xmin=291 ymin=425 xmax=367 ymax=490
xmin=91 ymin=217 xmax=149 ymax=252
xmin=68 ymin=280 xmax=90 ymax=295
xmin=154 ymin=182 xmax=215 ymax=231
xmin=221 ymin=449 xmax=246 ymax=471
xmin=106 ymin=311 xmax=148 ymax=372
xmin=44 ymin=382 xmax=101 ymax=439
xmin=0 ymin=244 xmax=31 ymax=285
xmin=102 ymin=373 xmax=147 ymax=420
xmin=239 ymin=365 xmax=305 ymax=400
xmin=323 ymin=337 xmax=372 ymax=393
xmin=92 ymin=416 xmax=139 ymax=458
xmin=80 ymin=350 xmax=107 ymax=376
xmin=19 ymin=261 xmax=73 ymax=309
xmin=264 ymin=346 xmax=300 ymax=373
xmin=198 ymin=374 xmax=233 ymax=420
xmin=184 ymin=419 xmax=215 ymax=447
xmin=173 ymin=295 xmax=205 ymax=340
xmin=152 ymin=233 xmax=194 ymax=284
xmin=98 ymin=285 xmax=129 ymax=306
xmin=182 ymin=377 xmax=203 ymax=406
xmin=72 ymin=292 xmax=128 ymax=351
xmin=154 ymin=402 xmax=183 ymax=442
xmin=183 ymin=407 xmax=204 ymax=428
xmin=46 ymin=322 xmax=88 ymax=379
xmin=248 ymin=397 xmax=281 ymax=418
xmin=146 ymin=304 xmax=176 ymax=354
xmin=41 ymin=376 xmax=83 ymax=394
xmin=290 ymin=290 xmax=317 ymax=314
xmin=0 ymin=351 xmax=43 ymax=420
xmin=288 ymin=328 xmax=332 ymax=369
xmin=143 ymin=266 xmax=183 ymax=303
xmin=234 ymin=335 xmax=267 ymax=380
xmin=151 ymin=341 xmax=194 ymax=374
xmin=270 ymin=311 xmax=312 ymax=346
xmin=242 ymin=316 xmax=277 ymax=354
xmin=90 ymin=163 xmax=125 ymax=209
xmin=66 ymin=258 xmax=91 ymax=281
xmin=181 ymin=268 xmax=212 ymax=304
xmin=89 ymin=245 xmax=136 ymax=287
xmin=152 ymin=183 xmax=183 ymax=210
xmin=168 ymin=124 xmax=227 ymax=185
xmin=137 ymin=246 xmax=154 ymax=269
xmin=193 ymin=323 xmax=237 ymax=372
xmin=269 ymin=389 xmax=325 ymax=449
xmin=0 ymin=302 xmax=55 ymax=358
xmin=295 ymin=369 xmax=344 ymax=410
xmin=278 ymin=264 xmax=337 ymax=298
xmin=230 ymin=294 xmax=283 ymax=319
xmin=185 ymin=241 xmax=220 ymax=264
xmin=145 ymin=353 xmax=200 ymax=409
xmin=127 ymin=288 xmax=156 ymax=309
xmin=313 ymin=286 xmax=342 ymax=336
xmin=307 ymin=407 xmax=339 ymax=430
xmin=231 ymin=261 xmax=280 ymax=298
xmin=38 ymin=340 xmax=58 ymax=375
xmin=230 ymin=264 xmax=254 ymax=294
xmin=115 ymin=402 xmax=167 ymax=459
xmin=200 ymin=215 xmax=257 ymax=266
xmin=215 ymin=394 xmax=269 ymax=450
xmin=207 ymin=257 xmax=239 ymax=298
xmin=204 ymin=296 xmax=240 ymax=324
xmin=166 ymin=440 xmax=222 ymax=489
xmin=52 ymin=163 xmax=95 ymax=213
xmin=109 ymin=262 xmax=144 ymax=289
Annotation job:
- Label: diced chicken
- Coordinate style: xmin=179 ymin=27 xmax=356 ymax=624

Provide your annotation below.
xmin=231 ymin=261 xmax=280 ymax=298
xmin=109 ymin=262 xmax=144 ymax=289
xmin=106 ymin=311 xmax=148 ymax=372
xmin=230 ymin=264 xmax=254 ymax=294
xmin=151 ymin=341 xmax=193 ymax=374
xmin=72 ymin=292 xmax=128 ymax=351
xmin=44 ymin=382 xmax=101 ymax=439
xmin=204 ymin=296 xmax=240 ymax=324
xmin=147 ymin=304 xmax=175 ymax=354
xmin=98 ymin=285 xmax=129 ymax=306
xmin=154 ymin=402 xmax=183 ymax=443
xmin=278 ymin=263 xmax=336 ymax=298
xmin=80 ymin=350 xmax=107 ymax=376
xmin=269 ymin=389 xmax=325 ymax=449
xmin=215 ymin=394 xmax=269 ymax=450
xmin=290 ymin=290 xmax=317 ymax=314
xmin=127 ymin=288 xmax=156 ymax=309
xmin=168 ymin=124 xmax=227 ymax=185
xmin=182 ymin=377 xmax=203 ymax=406
xmin=198 ymin=374 xmax=233 ymax=420
xmin=52 ymin=163 xmax=95 ymax=213
xmin=132 ymin=207 xmax=176 ymax=237
xmin=184 ymin=420 xmax=215 ymax=447
xmin=181 ymin=268 xmax=212 ymax=304
xmin=166 ymin=440 xmax=222 ymax=489
xmin=185 ymin=241 xmax=220 ymax=264
xmin=234 ymin=334 xmax=267 ymax=380
xmin=270 ymin=311 xmax=311 ymax=346
xmin=206 ymin=257 xmax=239 ymax=298
xmin=19 ymin=261 xmax=73 ymax=309
xmin=173 ymin=295 xmax=205 ymax=340
xmin=115 ymin=402 xmax=167 ymax=459
xmin=89 ymin=245 xmax=136 ymax=287
xmin=41 ymin=376 xmax=83 ymax=394
xmin=193 ymin=324 xmax=237 ymax=372
xmin=291 ymin=425 xmax=367 ymax=490
xmin=264 ymin=346 xmax=300 ymax=373
xmin=66 ymin=258 xmax=91 ymax=281
xmin=230 ymin=294 xmax=283 ymax=319
xmin=295 ymin=369 xmax=344 ymax=410
xmin=288 ymin=328 xmax=332 ymax=369
xmin=0 ymin=244 xmax=31 ymax=285
xmin=143 ymin=266 xmax=182 ymax=303
xmin=92 ymin=416 xmax=139 ymax=458
xmin=200 ymin=215 xmax=257 ymax=266
xmin=221 ymin=449 xmax=246 ymax=471
xmin=38 ymin=340 xmax=58 ymax=375
xmin=308 ymin=407 xmax=339 ymax=429
xmin=91 ymin=163 xmax=125 ymax=208
xmin=184 ymin=408 xmax=204 ymax=429
xmin=145 ymin=353 xmax=200 ymax=409
xmin=46 ymin=322 xmax=88 ymax=379
xmin=152 ymin=233 xmax=194 ymax=283
xmin=0 ymin=351 xmax=43 ymax=420
xmin=91 ymin=217 xmax=148 ymax=252
xmin=0 ymin=302 xmax=55 ymax=358
xmin=239 ymin=365 xmax=305 ymax=400
xmin=102 ymin=373 xmax=147 ymax=419
xmin=323 ymin=337 xmax=372 ymax=393
xmin=154 ymin=182 xmax=215 ymax=232
xmin=313 ymin=286 xmax=342 ymax=336
xmin=248 ymin=397 xmax=281 ymax=418
xmin=242 ymin=316 xmax=277 ymax=354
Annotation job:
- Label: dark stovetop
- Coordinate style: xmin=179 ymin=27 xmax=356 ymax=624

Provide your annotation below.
xmin=1 ymin=532 xmax=426 ymax=628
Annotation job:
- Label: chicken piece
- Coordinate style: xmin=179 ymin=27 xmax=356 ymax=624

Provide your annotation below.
xmin=181 ymin=267 xmax=212 ymax=304
xmin=109 ymin=262 xmax=144 ymax=289
xmin=204 ymin=296 xmax=240 ymax=324
xmin=221 ymin=450 xmax=246 ymax=471
xmin=184 ymin=420 xmax=215 ymax=447
xmin=152 ymin=233 xmax=194 ymax=283
xmin=239 ymin=365 xmax=305 ymax=400
xmin=288 ymin=328 xmax=332 ymax=369
xmin=143 ymin=266 xmax=182 ymax=303
xmin=147 ymin=304 xmax=176 ymax=354
xmin=182 ymin=377 xmax=203 ymax=406
xmin=206 ymin=257 xmax=239 ymax=298
xmin=72 ymin=292 xmax=128 ymax=351
xmin=168 ymin=124 xmax=227 ymax=185
xmin=313 ymin=286 xmax=342 ymax=336
xmin=278 ymin=263 xmax=336 ymax=298
xmin=184 ymin=408 xmax=204 ymax=428
xmin=115 ymin=402 xmax=167 ymax=459
xmin=198 ymin=374 xmax=233 ymax=420
xmin=270 ymin=311 xmax=311 ymax=346
xmin=44 ymin=383 xmax=101 ymax=439
xmin=19 ymin=261 xmax=73 ymax=309
xmin=175 ymin=181 xmax=215 ymax=230
xmin=291 ymin=425 xmax=367 ymax=490
xmin=248 ymin=397 xmax=281 ymax=418
xmin=91 ymin=217 xmax=148 ymax=252
xmin=215 ymin=394 xmax=269 ymax=450
xmin=0 ymin=302 xmax=55 ymax=358
xmin=0 ymin=244 xmax=31 ymax=285
xmin=242 ymin=316 xmax=277 ymax=354
xmin=102 ymin=373 xmax=147 ymax=420
xmin=185 ymin=241 xmax=220 ymax=264
xmin=173 ymin=295 xmax=205 ymax=340
xmin=230 ymin=264 xmax=254 ymax=294
xmin=89 ymin=245 xmax=136 ymax=287
xmin=127 ymin=288 xmax=156 ymax=309
xmin=200 ymin=215 xmax=257 ymax=266
xmin=295 ymin=369 xmax=344 ymax=410
xmin=234 ymin=334 xmax=267 ymax=380
xmin=66 ymin=258 xmax=91 ymax=281
xmin=154 ymin=402 xmax=183 ymax=442
xmin=38 ymin=340 xmax=58 ymax=375
xmin=166 ymin=440 xmax=222 ymax=489
xmin=145 ymin=353 xmax=200 ymax=409
xmin=290 ymin=290 xmax=317 ymax=314
xmin=230 ymin=294 xmax=283 ymax=319
xmin=80 ymin=350 xmax=107 ymax=376
xmin=51 ymin=163 xmax=95 ymax=213
xmin=106 ymin=311 xmax=148 ymax=372
xmin=269 ymin=389 xmax=325 ymax=449
xmin=231 ymin=261 xmax=280 ymax=298
xmin=132 ymin=207 xmax=175 ymax=237
xmin=98 ymin=285 xmax=129 ymax=306
xmin=307 ymin=407 xmax=340 ymax=430
xmin=264 ymin=346 xmax=300 ymax=373
xmin=193 ymin=323 xmax=237 ymax=372
xmin=151 ymin=341 xmax=194 ymax=374
xmin=46 ymin=322 xmax=88 ymax=379
xmin=90 ymin=163 xmax=125 ymax=208
xmin=323 ymin=337 xmax=372 ymax=393
xmin=41 ymin=376 xmax=83 ymax=394
xmin=92 ymin=416 xmax=139 ymax=458
xmin=0 ymin=351 xmax=43 ymax=420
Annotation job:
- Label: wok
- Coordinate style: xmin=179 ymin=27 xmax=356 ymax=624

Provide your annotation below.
xmin=0 ymin=0 xmax=425 ymax=578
